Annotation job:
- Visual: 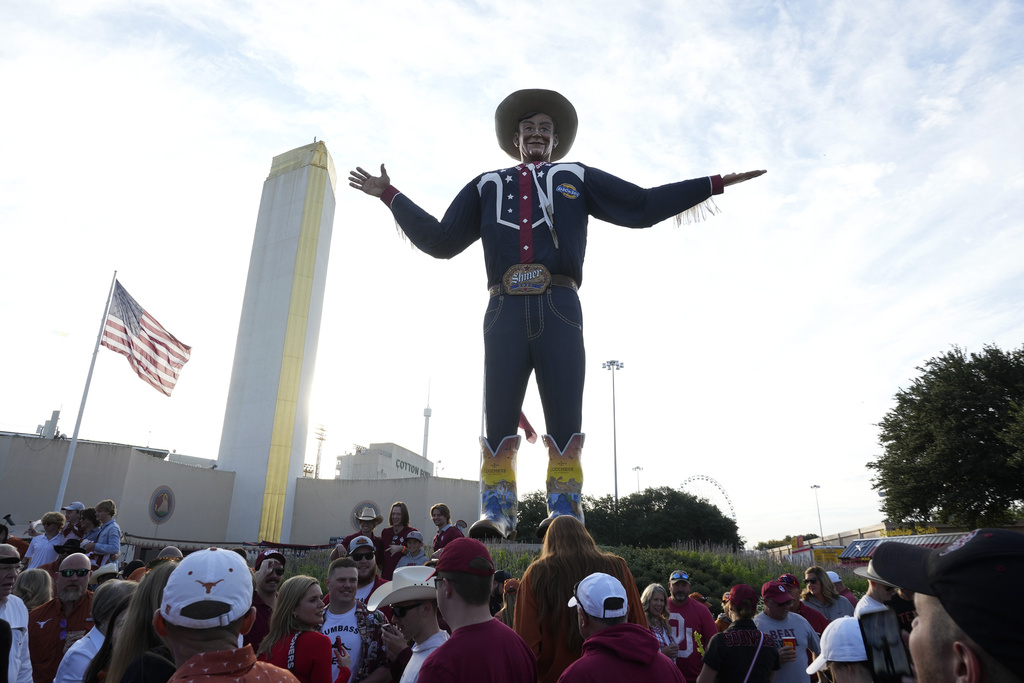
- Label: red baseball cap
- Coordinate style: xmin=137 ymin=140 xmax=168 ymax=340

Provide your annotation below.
xmin=761 ymin=580 xmax=793 ymax=604
xmin=255 ymin=549 xmax=286 ymax=570
xmin=778 ymin=573 xmax=801 ymax=589
xmin=429 ymin=537 xmax=494 ymax=577
xmin=727 ymin=584 xmax=758 ymax=610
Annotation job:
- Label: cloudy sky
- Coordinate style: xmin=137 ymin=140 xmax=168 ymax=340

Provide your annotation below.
xmin=2 ymin=1 xmax=1022 ymax=546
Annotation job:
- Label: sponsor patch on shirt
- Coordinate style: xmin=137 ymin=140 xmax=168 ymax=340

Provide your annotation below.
xmin=556 ymin=183 xmax=579 ymax=199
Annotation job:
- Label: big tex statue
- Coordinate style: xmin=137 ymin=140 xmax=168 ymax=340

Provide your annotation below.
xmin=350 ymin=89 xmax=764 ymax=539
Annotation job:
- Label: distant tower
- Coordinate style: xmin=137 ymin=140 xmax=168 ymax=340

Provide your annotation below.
xmin=218 ymin=141 xmax=337 ymax=543
xmin=422 ymin=382 xmax=431 ymax=460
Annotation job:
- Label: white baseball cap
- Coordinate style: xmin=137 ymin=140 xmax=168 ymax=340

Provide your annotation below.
xmin=567 ymin=572 xmax=628 ymax=619
xmin=349 ymin=536 xmax=375 ymax=554
xmin=807 ymin=616 xmax=867 ymax=674
xmin=161 ymin=548 xmax=252 ymax=628
xmin=826 ymin=570 xmax=842 ymax=583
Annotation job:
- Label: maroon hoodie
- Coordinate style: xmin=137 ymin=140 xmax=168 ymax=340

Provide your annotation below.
xmin=557 ymin=623 xmax=683 ymax=682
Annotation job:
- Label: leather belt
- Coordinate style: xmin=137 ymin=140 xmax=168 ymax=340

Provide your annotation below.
xmin=489 ymin=274 xmax=578 ymax=297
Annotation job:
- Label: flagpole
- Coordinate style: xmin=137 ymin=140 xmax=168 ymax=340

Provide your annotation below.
xmin=54 ymin=271 xmax=118 ymax=510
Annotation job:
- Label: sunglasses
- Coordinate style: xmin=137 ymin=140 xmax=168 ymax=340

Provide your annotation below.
xmin=670 ymin=572 xmax=690 ymax=582
xmin=804 ymin=577 xmax=818 ymax=584
xmin=391 ymin=601 xmax=425 ymax=618
xmin=59 ymin=568 xmax=90 ymax=578
xmin=352 ymin=552 xmax=375 ymax=561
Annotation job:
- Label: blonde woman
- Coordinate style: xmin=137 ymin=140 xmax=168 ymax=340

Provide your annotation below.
xmin=258 ymin=575 xmax=350 ymax=683
xmin=641 ymin=583 xmax=677 ymax=658
xmin=802 ymin=565 xmax=854 ymax=621
xmin=13 ymin=568 xmax=52 ymax=611
xmin=105 ymin=560 xmax=178 ymax=683
xmin=25 ymin=511 xmax=65 ymax=569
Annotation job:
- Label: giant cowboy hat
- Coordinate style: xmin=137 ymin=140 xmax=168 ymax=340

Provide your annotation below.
xmin=366 ymin=565 xmax=438 ymax=612
xmin=495 ymin=89 xmax=578 ymax=162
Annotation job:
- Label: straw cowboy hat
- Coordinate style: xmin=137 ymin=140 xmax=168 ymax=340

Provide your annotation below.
xmin=495 ymin=89 xmax=578 ymax=162
xmin=367 ymin=565 xmax=438 ymax=612
xmin=355 ymin=506 xmax=384 ymax=526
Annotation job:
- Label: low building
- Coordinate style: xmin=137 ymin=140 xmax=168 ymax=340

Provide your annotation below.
xmin=0 ymin=432 xmax=478 ymax=559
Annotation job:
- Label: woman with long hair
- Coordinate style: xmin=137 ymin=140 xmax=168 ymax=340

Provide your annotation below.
xmin=802 ymin=565 xmax=853 ymax=621
xmin=106 ymin=560 xmax=178 ymax=683
xmin=257 ymin=575 xmax=350 ymax=683
xmin=512 ymin=516 xmax=646 ymax=683
xmin=495 ymin=577 xmax=520 ymax=627
xmin=379 ymin=501 xmax=417 ymax=581
xmin=640 ymin=583 xmax=677 ymax=659
xmin=12 ymin=568 xmax=52 ymax=610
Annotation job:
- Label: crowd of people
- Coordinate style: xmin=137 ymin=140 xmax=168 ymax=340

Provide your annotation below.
xmin=2 ymin=497 xmax=1021 ymax=683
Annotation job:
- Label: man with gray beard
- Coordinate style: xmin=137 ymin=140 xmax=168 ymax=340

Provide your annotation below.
xmin=29 ymin=552 xmax=94 ymax=683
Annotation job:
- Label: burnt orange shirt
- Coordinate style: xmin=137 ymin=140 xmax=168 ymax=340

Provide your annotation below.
xmin=29 ymin=593 xmax=94 ymax=683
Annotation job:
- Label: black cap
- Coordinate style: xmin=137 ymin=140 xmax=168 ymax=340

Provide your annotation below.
xmin=871 ymin=528 xmax=1024 ymax=674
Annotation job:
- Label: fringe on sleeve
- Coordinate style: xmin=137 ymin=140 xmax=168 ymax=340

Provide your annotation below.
xmin=673 ymin=197 xmax=720 ymax=226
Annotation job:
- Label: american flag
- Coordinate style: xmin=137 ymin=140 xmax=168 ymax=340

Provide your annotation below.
xmin=101 ymin=281 xmax=192 ymax=396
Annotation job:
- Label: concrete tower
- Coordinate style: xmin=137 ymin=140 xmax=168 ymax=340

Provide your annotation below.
xmin=218 ymin=141 xmax=337 ymax=543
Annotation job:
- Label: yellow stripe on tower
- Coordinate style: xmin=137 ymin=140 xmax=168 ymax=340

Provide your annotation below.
xmin=258 ymin=143 xmax=332 ymax=542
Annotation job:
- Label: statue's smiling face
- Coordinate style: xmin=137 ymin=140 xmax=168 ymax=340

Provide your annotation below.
xmin=515 ymin=113 xmax=558 ymax=162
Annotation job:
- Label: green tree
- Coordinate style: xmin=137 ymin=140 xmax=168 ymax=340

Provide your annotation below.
xmin=868 ymin=344 xmax=1024 ymax=528
xmin=515 ymin=490 xmax=548 ymax=542
xmin=589 ymin=487 xmax=740 ymax=548
xmin=515 ymin=487 xmax=740 ymax=547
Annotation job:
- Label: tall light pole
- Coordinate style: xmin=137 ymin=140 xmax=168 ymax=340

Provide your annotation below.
xmin=810 ymin=484 xmax=824 ymax=544
xmin=603 ymin=360 xmax=623 ymax=514
xmin=632 ymin=465 xmax=643 ymax=493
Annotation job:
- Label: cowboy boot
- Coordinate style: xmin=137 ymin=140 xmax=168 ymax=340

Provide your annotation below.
xmin=469 ymin=435 xmax=520 ymax=541
xmin=536 ymin=433 xmax=585 ymax=538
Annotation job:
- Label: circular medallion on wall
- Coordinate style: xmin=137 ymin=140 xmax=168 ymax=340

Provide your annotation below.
xmin=350 ymin=500 xmax=382 ymax=531
xmin=149 ymin=486 xmax=175 ymax=524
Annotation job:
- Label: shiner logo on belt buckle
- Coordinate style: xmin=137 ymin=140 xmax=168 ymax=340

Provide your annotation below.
xmin=502 ymin=263 xmax=551 ymax=295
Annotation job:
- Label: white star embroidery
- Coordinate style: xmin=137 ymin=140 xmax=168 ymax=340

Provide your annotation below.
xmin=522 ymin=171 xmax=528 ymax=176
xmin=507 ymin=194 xmax=513 ymax=200
xmin=505 ymin=175 xmax=513 ymax=183
xmin=507 ymin=208 xmax=512 ymax=213
xmin=538 ymin=171 xmax=545 ymax=177
xmin=522 ymin=195 xmax=528 ymax=200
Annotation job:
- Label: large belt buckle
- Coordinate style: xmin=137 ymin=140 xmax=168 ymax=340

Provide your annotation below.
xmin=502 ymin=264 xmax=551 ymax=295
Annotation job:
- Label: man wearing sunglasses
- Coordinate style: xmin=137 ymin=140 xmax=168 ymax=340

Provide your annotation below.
xmin=367 ymin=565 xmax=448 ymax=683
xmin=349 ymin=536 xmax=389 ymax=604
xmin=666 ymin=569 xmax=718 ymax=683
xmin=28 ymin=552 xmax=93 ymax=683
xmin=244 ymin=549 xmax=286 ymax=652
xmin=852 ymin=560 xmax=897 ymax=618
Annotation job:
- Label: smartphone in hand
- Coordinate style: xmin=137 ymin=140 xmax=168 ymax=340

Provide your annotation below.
xmin=858 ymin=609 xmax=913 ymax=683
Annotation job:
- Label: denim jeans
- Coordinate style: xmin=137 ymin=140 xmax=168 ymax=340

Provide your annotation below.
xmin=483 ymin=285 xmax=585 ymax=451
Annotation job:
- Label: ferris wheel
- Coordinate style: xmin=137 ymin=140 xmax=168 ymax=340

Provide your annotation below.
xmin=681 ymin=475 xmax=736 ymax=521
